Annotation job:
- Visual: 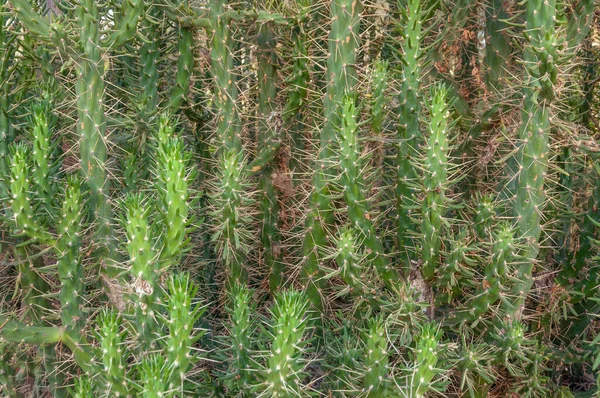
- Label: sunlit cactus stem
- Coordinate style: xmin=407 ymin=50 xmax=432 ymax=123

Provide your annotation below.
xmin=302 ymin=0 xmax=362 ymax=308
xmin=506 ymin=0 xmax=557 ymax=319
xmin=421 ymin=84 xmax=450 ymax=281
xmin=395 ymin=0 xmax=423 ymax=271
xmin=255 ymin=22 xmax=283 ymax=292
xmin=338 ymin=95 xmax=394 ymax=285
xmin=56 ymin=177 xmax=85 ymax=334
xmin=363 ymin=316 xmax=390 ymax=396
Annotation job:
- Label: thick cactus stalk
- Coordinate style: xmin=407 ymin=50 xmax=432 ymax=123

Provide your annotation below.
xmin=408 ymin=323 xmax=440 ymax=397
xmin=210 ymin=0 xmax=241 ymax=151
xmin=30 ymin=103 xmax=54 ymax=212
xmin=505 ymin=0 xmax=557 ymax=319
xmin=8 ymin=144 xmax=54 ymax=245
xmin=395 ymin=0 xmax=423 ymax=270
xmin=165 ymin=273 xmax=206 ymax=391
xmin=256 ymin=22 xmax=283 ymax=292
xmin=473 ymin=193 xmax=496 ymax=240
xmin=139 ymin=17 xmax=160 ymax=119
xmin=96 ymin=310 xmax=130 ymax=397
xmin=259 ymin=290 xmax=311 ymax=397
xmin=76 ymin=0 xmax=118 ymax=275
xmin=211 ymin=149 xmax=252 ymax=284
xmin=224 ymin=283 xmax=257 ymax=394
xmin=362 ymin=316 xmax=390 ymax=396
xmin=139 ymin=354 xmax=169 ymax=398
xmin=338 ymin=96 xmax=394 ymax=285
xmin=155 ymin=116 xmax=194 ymax=265
xmin=56 ymin=177 xmax=85 ymax=334
xmin=421 ymin=85 xmax=450 ymax=281
xmin=169 ymin=26 xmax=194 ymax=112
xmin=123 ymin=193 xmax=160 ymax=348
xmin=302 ymin=0 xmax=362 ymax=308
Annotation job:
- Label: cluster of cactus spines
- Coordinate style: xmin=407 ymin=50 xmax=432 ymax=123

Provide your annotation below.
xmin=139 ymin=353 xmax=169 ymax=398
xmin=259 ymin=290 xmax=311 ymax=397
xmin=394 ymin=0 xmax=423 ymax=271
xmin=302 ymin=0 xmax=362 ymax=308
xmin=421 ymin=84 xmax=451 ymax=281
xmin=473 ymin=192 xmax=496 ymax=240
xmin=435 ymin=230 xmax=476 ymax=305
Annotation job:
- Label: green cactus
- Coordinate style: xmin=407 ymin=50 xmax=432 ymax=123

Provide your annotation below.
xmin=96 ymin=310 xmax=130 ymax=397
xmin=395 ymin=0 xmax=423 ymax=271
xmin=362 ymin=316 xmax=390 ymax=397
xmin=421 ymin=84 xmax=451 ymax=281
xmin=258 ymin=290 xmax=311 ymax=397
xmin=408 ymin=323 xmax=441 ymax=397
xmin=170 ymin=26 xmax=194 ymax=112
xmin=302 ymin=0 xmax=362 ymax=308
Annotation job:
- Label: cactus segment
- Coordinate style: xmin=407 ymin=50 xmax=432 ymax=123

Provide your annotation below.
xmin=259 ymin=290 xmax=311 ymax=397
xmin=170 ymin=26 xmax=194 ymax=112
xmin=421 ymin=84 xmax=450 ymax=281
xmin=97 ymin=310 xmax=130 ymax=397
xmin=395 ymin=0 xmax=423 ymax=270
xmin=302 ymin=0 xmax=362 ymax=308
xmin=362 ymin=316 xmax=390 ymax=396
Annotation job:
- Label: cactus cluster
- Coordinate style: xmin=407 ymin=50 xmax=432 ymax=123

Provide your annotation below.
xmin=0 ymin=0 xmax=599 ymax=397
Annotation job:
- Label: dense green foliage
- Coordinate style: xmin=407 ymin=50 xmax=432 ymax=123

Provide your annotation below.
xmin=0 ymin=0 xmax=599 ymax=396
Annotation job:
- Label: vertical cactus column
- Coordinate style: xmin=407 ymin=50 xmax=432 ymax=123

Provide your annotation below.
xmin=256 ymin=22 xmax=283 ymax=292
xmin=169 ymin=25 xmax=194 ymax=112
xmin=337 ymin=96 xmax=393 ymax=285
xmin=76 ymin=0 xmax=117 ymax=275
xmin=506 ymin=0 xmax=557 ymax=319
xmin=421 ymin=85 xmax=450 ymax=281
xmin=258 ymin=290 xmax=311 ymax=397
xmin=362 ymin=316 xmax=390 ymax=396
xmin=302 ymin=0 xmax=362 ymax=308
xmin=395 ymin=0 xmax=423 ymax=271
xmin=209 ymin=0 xmax=249 ymax=286
xmin=408 ymin=323 xmax=440 ymax=397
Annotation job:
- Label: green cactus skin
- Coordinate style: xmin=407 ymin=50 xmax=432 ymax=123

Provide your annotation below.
xmin=106 ymin=0 xmax=144 ymax=49
xmin=338 ymin=96 xmax=394 ymax=285
xmin=435 ymin=231 xmax=476 ymax=305
xmin=224 ymin=283 xmax=257 ymax=394
xmin=139 ymin=17 xmax=161 ymax=119
xmin=8 ymin=144 xmax=54 ymax=245
xmin=211 ymin=149 xmax=252 ymax=285
xmin=56 ymin=177 xmax=85 ymax=334
xmin=139 ymin=354 xmax=169 ymax=398
xmin=421 ymin=85 xmax=450 ymax=281
xmin=505 ymin=0 xmax=557 ymax=319
xmin=450 ymin=222 xmax=517 ymax=326
xmin=97 ymin=310 xmax=130 ymax=397
xmin=0 ymin=344 xmax=19 ymax=398
xmin=210 ymin=0 xmax=241 ymax=152
xmin=73 ymin=376 xmax=95 ymax=398
xmin=30 ymin=103 xmax=54 ymax=212
xmin=259 ymin=290 xmax=311 ymax=398
xmin=123 ymin=193 xmax=160 ymax=349
xmin=362 ymin=316 xmax=390 ymax=397
xmin=165 ymin=273 xmax=206 ymax=391
xmin=256 ymin=22 xmax=284 ymax=293
xmin=473 ymin=193 xmax=496 ymax=240
xmin=395 ymin=0 xmax=423 ymax=271
xmin=0 ymin=317 xmax=62 ymax=346
xmin=76 ymin=0 xmax=119 ymax=277
xmin=302 ymin=0 xmax=362 ymax=308
xmin=170 ymin=26 xmax=194 ymax=112
xmin=370 ymin=59 xmax=389 ymax=137
xmin=155 ymin=116 xmax=194 ymax=265
xmin=409 ymin=323 xmax=440 ymax=397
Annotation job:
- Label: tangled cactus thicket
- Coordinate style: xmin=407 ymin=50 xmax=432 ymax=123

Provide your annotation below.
xmin=0 ymin=0 xmax=599 ymax=397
